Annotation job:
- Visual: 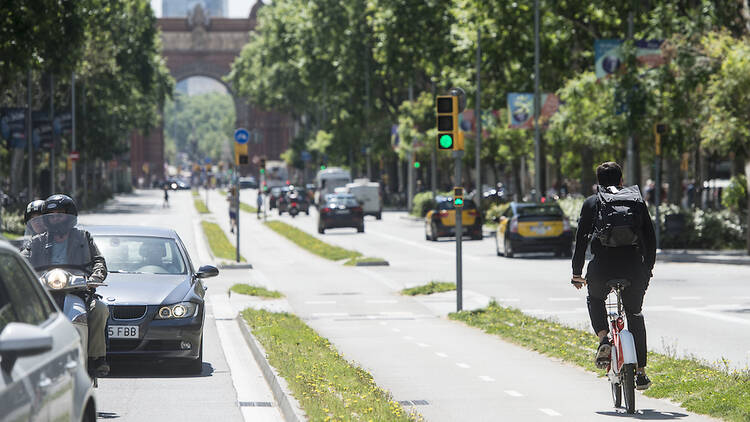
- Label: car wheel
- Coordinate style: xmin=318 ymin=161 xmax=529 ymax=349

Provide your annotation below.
xmin=318 ymin=226 xmax=325 ymax=234
xmin=430 ymin=222 xmax=439 ymax=241
xmin=376 ymin=211 xmax=382 ymax=220
xmin=306 ymin=210 xmax=310 ymax=215
xmin=357 ymin=224 xmax=365 ymax=233
xmin=185 ymin=338 xmax=203 ymax=375
xmin=504 ymin=237 xmax=514 ymax=258
xmin=496 ymin=238 xmax=503 ymax=256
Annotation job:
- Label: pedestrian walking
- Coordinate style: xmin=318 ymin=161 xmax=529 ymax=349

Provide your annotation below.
xmin=256 ymin=191 xmax=263 ymax=219
xmin=228 ymin=187 xmax=239 ymax=233
xmin=163 ymin=184 xmax=169 ymax=208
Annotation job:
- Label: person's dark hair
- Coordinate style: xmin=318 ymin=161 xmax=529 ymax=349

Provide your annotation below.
xmin=596 ymin=162 xmax=623 ymax=187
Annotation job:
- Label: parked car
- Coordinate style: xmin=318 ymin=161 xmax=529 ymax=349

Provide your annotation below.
xmin=425 ymin=196 xmax=483 ymax=241
xmin=0 ymin=240 xmax=97 ymax=422
xmin=495 ymin=202 xmax=573 ymax=258
xmin=318 ymin=194 xmax=364 ymax=234
xmin=238 ymin=177 xmax=258 ymax=189
xmin=85 ymin=225 xmax=218 ymax=374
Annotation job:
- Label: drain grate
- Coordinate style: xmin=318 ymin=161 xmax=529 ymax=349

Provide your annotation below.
xmin=398 ymin=400 xmax=430 ymax=406
xmin=239 ymin=401 xmax=273 ymax=407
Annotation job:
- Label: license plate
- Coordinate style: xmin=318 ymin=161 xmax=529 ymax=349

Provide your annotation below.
xmin=530 ymin=224 xmax=552 ymax=235
xmin=335 ymin=210 xmax=349 ymax=215
xmin=108 ymin=325 xmax=139 ymax=338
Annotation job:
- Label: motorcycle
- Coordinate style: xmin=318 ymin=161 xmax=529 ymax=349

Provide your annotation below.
xmin=289 ymin=201 xmax=300 ymax=218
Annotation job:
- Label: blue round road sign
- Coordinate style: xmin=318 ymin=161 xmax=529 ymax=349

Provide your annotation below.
xmin=234 ymin=128 xmax=250 ymax=144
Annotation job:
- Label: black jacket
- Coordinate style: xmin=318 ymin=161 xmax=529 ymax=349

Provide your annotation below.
xmin=21 ymin=228 xmax=108 ymax=281
xmin=572 ymin=192 xmax=656 ymax=281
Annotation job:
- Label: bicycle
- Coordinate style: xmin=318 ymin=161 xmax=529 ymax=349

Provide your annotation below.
xmin=605 ymin=278 xmax=638 ymax=414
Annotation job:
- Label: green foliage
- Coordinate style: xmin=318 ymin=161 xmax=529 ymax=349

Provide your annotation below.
xmin=230 ymin=284 xmax=283 ymax=299
xmin=654 ymin=206 xmax=745 ymax=250
xmin=239 ymin=202 xmax=257 ymax=214
xmin=556 ymin=196 xmax=586 ymax=229
xmin=722 ymin=175 xmax=748 ymax=213
xmin=0 ymin=210 xmax=24 ymax=235
xmin=410 ymin=191 xmax=436 ymax=217
xmin=264 ymin=221 xmax=361 ymax=261
xmin=401 ymin=281 xmax=456 ymax=296
xmin=194 ymin=199 xmax=209 ymax=214
xmin=164 ymin=93 xmax=235 ymax=164
xmin=242 ymin=309 xmax=420 ymax=421
xmin=451 ymin=301 xmax=750 ymax=422
xmin=484 ymin=203 xmax=510 ymax=226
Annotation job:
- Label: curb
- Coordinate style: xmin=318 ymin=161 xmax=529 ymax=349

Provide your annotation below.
xmin=235 ymin=314 xmax=306 ymax=422
xmin=355 ymin=260 xmax=389 ymax=267
xmin=657 ymin=255 xmax=750 ymax=265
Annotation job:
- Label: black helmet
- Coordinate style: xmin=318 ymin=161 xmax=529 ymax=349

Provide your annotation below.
xmin=43 ymin=194 xmax=78 ymax=235
xmin=44 ymin=194 xmax=78 ymax=216
xmin=24 ymin=200 xmax=45 ymax=224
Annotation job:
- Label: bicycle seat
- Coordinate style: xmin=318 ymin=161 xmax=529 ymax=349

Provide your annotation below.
xmin=606 ymin=279 xmax=630 ymax=290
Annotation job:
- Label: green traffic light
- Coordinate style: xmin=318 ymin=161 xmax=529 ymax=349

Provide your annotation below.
xmin=320 ymin=165 xmax=327 ymax=170
xmin=260 ymin=168 xmax=265 ymax=174
xmin=414 ymin=161 xmax=421 ymax=169
xmin=454 ymin=198 xmax=463 ymax=206
xmin=439 ymin=134 xmax=453 ymax=149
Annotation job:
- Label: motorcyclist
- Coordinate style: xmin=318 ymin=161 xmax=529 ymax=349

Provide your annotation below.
xmin=21 ymin=194 xmax=111 ymax=377
xmin=23 ymin=199 xmax=46 ymax=236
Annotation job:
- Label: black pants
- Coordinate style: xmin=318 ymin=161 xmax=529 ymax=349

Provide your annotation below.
xmin=586 ymin=257 xmax=648 ymax=368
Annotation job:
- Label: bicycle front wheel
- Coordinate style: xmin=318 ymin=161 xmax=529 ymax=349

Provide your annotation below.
xmin=622 ymin=363 xmax=636 ymax=414
xmin=611 ymin=381 xmax=622 ymax=408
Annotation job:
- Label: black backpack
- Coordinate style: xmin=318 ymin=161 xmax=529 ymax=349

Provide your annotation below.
xmin=593 ymin=185 xmax=643 ymax=248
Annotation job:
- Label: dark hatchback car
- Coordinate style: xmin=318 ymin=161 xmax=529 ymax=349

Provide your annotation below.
xmin=318 ymin=194 xmax=364 ymax=234
xmin=85 ymin=226 xmax=218 ymax=373
xmin=495 ymin=202 xmax=573 ymax=258
xmin=268 ymin=186 xmax=289 ymax=210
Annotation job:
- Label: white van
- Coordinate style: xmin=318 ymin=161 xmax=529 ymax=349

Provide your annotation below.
xmin=346 ymin=178 xmax=382 ymax=219
xmin=315 ymin=167 xmax=351 ymax=205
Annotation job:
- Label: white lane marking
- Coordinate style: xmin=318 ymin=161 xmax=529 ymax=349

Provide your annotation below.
xmin=392 ymin=328 xmax=401 ymax=332
xmin=380 ymin=311 xmax=414 ymax=316
xmin=479 ymin=376 xmax=495 ymax=382
xmin=435 ymin=352 xmax=448 ymax=358
xmin=539 ymin=408 xmax=561 ymax=416
xmin=521 ymin=309 xmax=546 ymax=313
xmin=679 ymin=308 xmax=750 ymax=326
xmin=305 ymin=300 xmax=336 ymax=304
xmin=456 ymin=363 xmax=471 ymax=369
xmin=504 ymin=390 xmax=523 ymax=397
xmin=672 ymin=296 xmax=701 ymax=300
xmin=311 ymin=312 xmax=347 ymax=317
xmin=548 ymin=297 xmax=579 ymax=302
xmin=497 ymin=298 xmax=521 ymax=302
xmin=355 ymin=267 xmax=401 ymax=290
xmin=367 ymin=229 xmax=481 ymax=261
xmin=366 ymin=299 xmax=398 ymax=304
xmin=403 ymin=336 xmax=414 ymax=341
xmin=416 ymin=343 xmax=430 ymax=348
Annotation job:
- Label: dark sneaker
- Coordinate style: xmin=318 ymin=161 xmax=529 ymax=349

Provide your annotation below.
xmin=595 ymin=338 xmax=611 ymax=369
xmin=88 ymin=357 xmax=110 ymax=377
xmin=636 ymin=372 xmax=651 ymax=390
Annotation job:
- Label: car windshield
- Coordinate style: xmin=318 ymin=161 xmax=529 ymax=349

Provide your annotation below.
xmin=328 ymin=196 xmax=359 ymax=207
xmin=517 ymin=205 xmax=563 ymax=217
xmin=95 ymin=236 xmax=187 ymax=275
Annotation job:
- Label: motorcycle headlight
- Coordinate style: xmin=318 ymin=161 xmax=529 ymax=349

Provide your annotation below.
xmin=43 ymin=269 xmax=70 ymax=290
xmin=155 ymin=302 xmax=198 ymax=319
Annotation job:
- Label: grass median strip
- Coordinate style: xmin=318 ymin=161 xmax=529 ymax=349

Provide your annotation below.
xmin=230 ymin=283 xmax=283 ymax=298
xmin=194 ymin=198 xmax=209 ymax=214
xmin=242 ymin=309 xmax=421 ymax=421
xmin=264 ymin=220 xmax=361 ymax=261
xmin=344 ymin=256 xmax=388 ymax=266
xmin=200 ymin=221 xmax=245 ymax=262
xmin=401 ymin=281 xmax=456 ymax=296
xmin=240 ymin=202 xmax=257 ymax=213
xmin=450 ymin=301 xmax=750 ymax=422
xmin=2 ymin=232 xmax=21 ymax=240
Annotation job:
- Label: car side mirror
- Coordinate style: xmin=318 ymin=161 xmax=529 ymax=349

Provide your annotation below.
xmin=0 ymin=323 xmax=53 ymax=373
xmin=195 ymin=265 xmax=219 ymax=279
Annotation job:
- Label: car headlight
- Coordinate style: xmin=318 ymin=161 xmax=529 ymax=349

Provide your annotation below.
xmin=43 ymin=269 xmax=70 ymax=290
xmin=155 ymin=302 xmax=198 ymax=319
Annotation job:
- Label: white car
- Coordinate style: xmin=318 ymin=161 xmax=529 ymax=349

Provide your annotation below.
xmin=0 ymin=240 xmax=96 ymax=422
xmin=346 ymin=179 xmax=382 ymax=220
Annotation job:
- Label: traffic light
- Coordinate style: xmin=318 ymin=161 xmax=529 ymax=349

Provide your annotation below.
xmin=320 ymin=164 xmax=327 ymax=170
xmin=436 ymin=95 xmax=463 ymax=151
xmin=453 ymin=187 xmax=464 ymax=208
xmin=654 ymin=123 xmax=667 ymax=156
xmin=259 ymin=157 xmax=266 ymax=173
xmin=414 ymin=161 xmax=421 ymax=169
xmin=235 ymin=143 xmax=248 ymax=166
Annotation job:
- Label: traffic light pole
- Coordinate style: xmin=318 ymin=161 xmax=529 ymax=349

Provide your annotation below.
xmin=235 ymin=177 xmax=241 ymax=263
xmin=454 ymin=150 xmax=464 ymax=312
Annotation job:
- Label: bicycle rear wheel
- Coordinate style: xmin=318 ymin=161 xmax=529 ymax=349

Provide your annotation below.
xmin=622 ymin=363 xmax=636 ymax=414
xmin=611 ymin=381 xmax=622 ymax=408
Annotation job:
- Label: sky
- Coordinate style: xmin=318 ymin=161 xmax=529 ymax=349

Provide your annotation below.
xmin=150 ymin=0 xmax=258 ymax=18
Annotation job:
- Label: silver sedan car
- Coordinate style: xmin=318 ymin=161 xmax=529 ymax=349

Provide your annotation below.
xmin=0 ymin=240 xmax=96 ymax=422
xmin=85 ymin=226 xmax=218 ymax=374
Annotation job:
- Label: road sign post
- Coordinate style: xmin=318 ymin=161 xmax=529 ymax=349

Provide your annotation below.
xmin=654 ymin=123 xmax=667 ymax=250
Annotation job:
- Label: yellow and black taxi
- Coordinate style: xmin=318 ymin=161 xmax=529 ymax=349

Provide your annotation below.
xmin=425 ymin=196 xmax=483 ymax=241
xmin=495 ymin=202 xmax=573 ymax=257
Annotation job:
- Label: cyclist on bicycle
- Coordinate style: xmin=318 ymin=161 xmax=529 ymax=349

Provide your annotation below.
xmin=571 ymin=162 xmax=656 ymax=390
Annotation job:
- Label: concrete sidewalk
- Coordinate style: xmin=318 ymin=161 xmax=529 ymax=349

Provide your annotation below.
xmin=657 ymin=249 xmax=750 ymax=265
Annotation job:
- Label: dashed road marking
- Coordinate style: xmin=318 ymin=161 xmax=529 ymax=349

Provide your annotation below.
xmin=435 ymin=352 xmax=448 ymax=358
xmin=479 ymin=376 xmax=495 ymax=382
xmin=381 ymin=311 xmax=414 ymax=316
xmin=416 ymin=343 xmax=430 ymax=348
xmin=548 ymin=297 xmax=579 ymax=302
xmin=504 ymin=390 xmax=523 ymax=397
xmin=367 ymin=299 xmax=398 ymax=304
xmin=311 ymin=312 xmax=347 ymax=317
xmin=672 ymin=296 xmax=701 ymax=300
xmin=392 ymin=328 xmax=401 ymax=332
xmin=497 ymin=298 xmax=521 ymax=302
xmin=305 ymin=300 xmax=336 ymax=304
xmin=456 ymin=363 xmax=470 ymax=369
xmin=539 ymin=408 xmax=561 ymax=416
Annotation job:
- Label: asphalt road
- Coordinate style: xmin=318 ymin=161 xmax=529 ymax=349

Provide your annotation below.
xmin=239 ymin=188 xmax=750 ymax=372
xmin=206 ymin=188 xmax=720 ymax=421
xmin=78 ymin=190 xmax=283 ymax=422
